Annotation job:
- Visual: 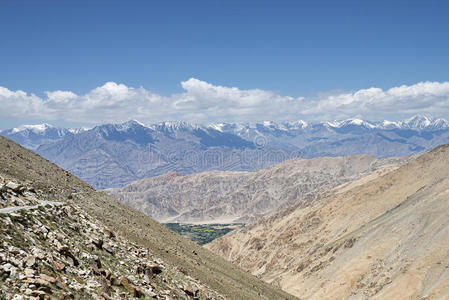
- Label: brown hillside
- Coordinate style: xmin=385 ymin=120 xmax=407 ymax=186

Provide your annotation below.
xmin=107 ymin=154 xmax=412 ymax=224
xmin=207 ymin=144 xmax=449 ymax=299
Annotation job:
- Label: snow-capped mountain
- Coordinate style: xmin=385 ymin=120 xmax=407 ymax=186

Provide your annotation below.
xmin=150 ymin=121 xmax=203 ymax=133
xmin=209 ymin=115 xmax=449 ymax=135
xmin=399 ymin=115 xmax=449 ymax=130
xmin=0 ymin=123 xmax=75 ymax=150
xmin=3 ymin=115 xmax=449 ymax=189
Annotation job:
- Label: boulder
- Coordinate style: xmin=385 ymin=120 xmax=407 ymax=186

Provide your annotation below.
xmin=6 ymin=182 xmax=22 ymax=192
xmin=145 ymin=262 xmax=162 ymax=276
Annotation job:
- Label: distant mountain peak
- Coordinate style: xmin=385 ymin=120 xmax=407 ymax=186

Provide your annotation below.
xmin=124 ymin=119 xmax=146 ymax=126
xmin=401 ymin=114 xmax=448 ymax=129
xmin=326 ymin=118 xmax=375 ymax=129
xmin=287 ymin=120 xmax=309 ymax=129
xmin=11 ymin=123 xmax=55 ymax=134
xmin=151 ymin=121 xmax=202 ymax=132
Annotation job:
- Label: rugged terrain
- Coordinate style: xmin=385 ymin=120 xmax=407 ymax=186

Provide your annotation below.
xmin=0 ymin=193 xmax=223 ymax=299
xmin=207 ymin=143 xmax=449 ymax=299
xmin=0 ymin=135 xmax=294 ymax=300
xmin=2 ymin=115 xmax=449 ymax=189
xmin=107 ymin=155 xmax=412 ymax=223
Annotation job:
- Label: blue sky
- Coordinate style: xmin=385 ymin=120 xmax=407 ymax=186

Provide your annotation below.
xmin=1 ymin=0 xmax=449 ymax=128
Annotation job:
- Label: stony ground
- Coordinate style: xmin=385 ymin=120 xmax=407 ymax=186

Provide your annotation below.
xmin=0 ymin=177 xmax=40 ymax=209
xmin=0 ymin=190 xmax=223 ymax=299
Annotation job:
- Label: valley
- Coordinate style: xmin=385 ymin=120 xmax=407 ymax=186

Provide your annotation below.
xmin=2 ymin=117 xmax=449 ymax=299
xmin=0 ymin=135 xmax=294 ymax=300
xmin=164 ymin=223 xmax=245 ymax=245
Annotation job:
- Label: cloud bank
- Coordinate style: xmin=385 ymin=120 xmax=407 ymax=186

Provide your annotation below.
xmin=1 ymin=79 xmax=449 ymax=124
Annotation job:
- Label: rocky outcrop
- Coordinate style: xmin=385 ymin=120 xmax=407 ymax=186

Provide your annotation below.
xmin=0 ymin=176 xmax=40 ymax=209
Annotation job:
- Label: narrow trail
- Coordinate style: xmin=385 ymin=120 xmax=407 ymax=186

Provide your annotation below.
xmin=0 ymin=200 xmax=64 ymax=214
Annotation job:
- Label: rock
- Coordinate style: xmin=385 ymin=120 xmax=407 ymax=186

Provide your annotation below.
xmin=0 ymin=183 xmax=6 ymax=193
xmin=6 ymin=182 xmax=22 ymax=192
xmin=99 ymin=276 xmax=111 ymax=294
xmin=40 ymin=273 xmax=57 ymax=284
xmin=111 ymin=277 xmax=121 ymax=286
xmin=145 ymin=262 xmax=162 ymax=276
xmin=50 ymin=260 xmax=65 ymax=272
xmin=35 ymin=278 xmax=51 ymax=290
xmin=31 ymin=290 xmax=47 ymax=297
xmin=59 ymin=248 xmax=79 ymax=267
xmin=147 ymin=290 xmax=157 ymax=298
xmin=55 ymin=278 xmax=67 ymax=289
xmin=182 ymin=285 xmax=196 ymax=296
xmin=89 ymin=257 xmax=103 ymax=275
xmin=31 ymin=247 xmax=46 ymax=259
xmin=102 ymin=243 xmax=114 ymax=255
xmin=8 ymin=246 xmax=21 ymax=255
xmin=24 ymin=268 xmax=35 ymax=278
xmin=92 ymin=239 xmax=103 ymax=250
xmin=23 ymin=255 xmax=37 ymax=268
xmin=344 ymin=237 xmax=356 ymax=248
xmin=120 ymin=277 xmax=143 ymax=297
xmin=103 ymin=228 xmax=115 ymax=239
xmin=39 ymin=225 xmax=49 ymax=235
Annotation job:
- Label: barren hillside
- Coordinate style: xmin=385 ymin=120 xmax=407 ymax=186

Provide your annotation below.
xmin=107 ymin=155 xmax=412 ymax=223
xmin=207 ymin=144 xmax=449 ymax=299
xmin=0 ymin=135 xmax=294 ymax=300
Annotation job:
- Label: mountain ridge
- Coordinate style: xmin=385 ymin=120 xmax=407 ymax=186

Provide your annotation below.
xmin=206 ymin=143 xmax=449 ymax=299
xmin=2 ymin=115 xmax=449 ymax=189
xmin=106 ymin=154 xmax=413 ymax=223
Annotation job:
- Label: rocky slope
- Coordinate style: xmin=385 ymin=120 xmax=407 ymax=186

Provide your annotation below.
xmin=3 ymin=115 xmax=449 ymax=189
xmin=206 ymin=143 xmax=449 ymax=299
xmin=0 ymin=135 xmax=294 ymax=300
xmin=107 ymin=154 xmax=412 ymax=223
xmin=0 ymin=195 xmax=223 ymax=299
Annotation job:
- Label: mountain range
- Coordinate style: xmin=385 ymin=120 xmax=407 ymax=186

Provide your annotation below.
xmin=1 ymin=115 xmax=449 ymax=189
xmin=106 ymin=154 xmax=413 ymax=223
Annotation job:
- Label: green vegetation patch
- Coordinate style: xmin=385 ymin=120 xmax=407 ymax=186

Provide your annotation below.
xmin=164 ymin=223 xmax=244 ymax=245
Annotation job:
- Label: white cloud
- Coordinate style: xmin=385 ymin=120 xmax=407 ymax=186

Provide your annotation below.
xmin=0 ymin=79 xmax=449 ymax=124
